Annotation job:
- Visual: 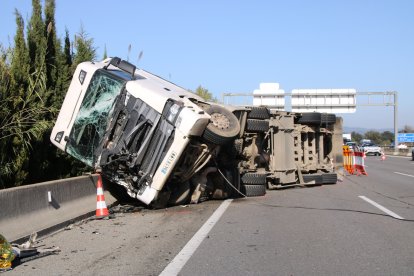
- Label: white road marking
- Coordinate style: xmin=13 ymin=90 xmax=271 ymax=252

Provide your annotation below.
xmin=159 ymin=199 xmax=233 ymax=276
xmin=358 ymin=196 xmax=405 ymax=220
xmin=383 ymin=155 xmax=411 ymax=159
xmin=394 ymin=171 xmax=414 ymax=178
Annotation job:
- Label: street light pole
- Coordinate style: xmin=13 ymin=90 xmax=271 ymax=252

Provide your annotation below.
xmin=394 ymin=91 xmax=398 ymax=152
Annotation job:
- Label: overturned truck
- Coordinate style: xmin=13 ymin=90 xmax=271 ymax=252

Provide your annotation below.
xmin=50 ymin=57 xmax=343 ymax=207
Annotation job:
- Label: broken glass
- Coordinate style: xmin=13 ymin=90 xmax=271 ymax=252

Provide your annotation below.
xmin=67 ymin=70 xmax=125 ymax=167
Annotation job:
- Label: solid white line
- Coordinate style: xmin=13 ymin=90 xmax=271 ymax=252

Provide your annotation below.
xmin=159 ymin=199 xmax=233 ymax=276
xmin=394 ymin=171 xmax=414 ymax=178
xmin=358 ymin=196 xmax=405 ymax=220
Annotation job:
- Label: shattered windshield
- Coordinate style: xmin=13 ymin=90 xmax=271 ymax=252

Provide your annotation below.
xmin=66 ymin=69 xmax=125 ymax=167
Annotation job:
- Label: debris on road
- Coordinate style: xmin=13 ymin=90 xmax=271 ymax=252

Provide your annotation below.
xmin=0 ymin=232 xmax=60 ymax=271
xmin=0 ymin=234 xmax=15 ymax=272
xmin=110 ymin=204 xmax=145 ymax=214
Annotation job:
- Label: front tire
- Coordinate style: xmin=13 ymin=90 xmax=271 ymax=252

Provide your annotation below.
xmin=202 ymin=105 xmax=240 ymax=145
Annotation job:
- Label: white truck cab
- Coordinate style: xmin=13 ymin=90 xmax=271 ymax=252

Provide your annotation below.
xmin=51 ymin=57 xmax=227 ymax=205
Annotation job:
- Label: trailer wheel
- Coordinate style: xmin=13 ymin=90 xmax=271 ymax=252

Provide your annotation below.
xmin=240 ymin=173 xmax=267 ymax=197
xmin=302 ymin=174 xmax=323 ymax=185
xmin=322 ymin=173 xmax=337 ymax=184
xmin=248 ymin=107 xmax=270 ymax=119
xmin=241 ymin=173 xmax=267 ymax=185
xmin=242 ymin=184 xmax=266 ymax=197
xmin=202 ymin=105 xmax=240 ymax=145
xmin=246 ymin=119 xmax=269 ymax=133
xmin=297 ymin=113 xmax=322 ymax=124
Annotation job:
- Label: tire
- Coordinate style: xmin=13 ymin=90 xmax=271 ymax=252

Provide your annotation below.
xmin=297 ymin=113 xmax=322 ymax=124
xmin=321 ymin=113 xmax=336 ymax=124
xmin=321 ymin=173 xmax=337 ymax=184
xmin=242 ymin=184 xmax=266 ymax=197
xmin=241 ymin=173 xmax=267 ymax=185
xmin=302 ymin=174 xmax=323 ymax=184
xmin=248 ymin=107 xmax=270 ymax=119
xmin=246 ymin=119 xmax=269 ymax=133
xmin=202 ymin=105 xmax=241 ymax=145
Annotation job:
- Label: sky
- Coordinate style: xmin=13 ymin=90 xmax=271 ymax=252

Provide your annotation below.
xmin=0 ymin=0 xmax=413 ymax=130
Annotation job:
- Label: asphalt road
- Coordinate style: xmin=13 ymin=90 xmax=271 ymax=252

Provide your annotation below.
xmin=8 ymin=156 xmax=414 ymax=275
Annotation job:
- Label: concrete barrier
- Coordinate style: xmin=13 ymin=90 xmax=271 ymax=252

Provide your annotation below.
xmin=0 ymin=175 xmax=116 ymax=242
xmin=383 ymin=147 xmax=412 ymax=157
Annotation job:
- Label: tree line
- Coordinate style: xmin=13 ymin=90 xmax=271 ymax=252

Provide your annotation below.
xmin=350 ymin=125 xmax=414 ymax=146
xmin=0 ymin=0 xmax=97 ymax=189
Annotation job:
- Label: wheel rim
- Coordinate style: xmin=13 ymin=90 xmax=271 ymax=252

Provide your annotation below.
xmin=210 ymin=112 xmax=230 ymax=130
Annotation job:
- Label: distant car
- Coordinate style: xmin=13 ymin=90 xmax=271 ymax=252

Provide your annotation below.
xmin=346 ymin=142 xmax=358 ymax=150
xmin=398 ymin=144 xmax=408 ymax=149
xmin=361 ymin=143 xmax=383 ymax=156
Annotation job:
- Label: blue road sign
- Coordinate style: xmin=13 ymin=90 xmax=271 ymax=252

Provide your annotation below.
xmin=398 ymin=133 xmax=414 ymax=143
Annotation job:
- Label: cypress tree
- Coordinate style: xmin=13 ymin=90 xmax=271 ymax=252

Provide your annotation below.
xmin=10 ymin=10 xmax=29 ymax=98
xmin=27 ymin=0 xmax=64 ymax=184
xmin=0 ymin=44 xmax=12 ymax=188
xmin=72 ymin=25 xmax=97 ymax=69
xmin=27 ymin=0 xmax=46 ymax=73
xmin=3 ymin=10 xmax=32 ymax=186
xmin=64 ymin=28 xmax=72 ymax=68
xmin=44 ymin=0 xmax=58 ymax=91
xmin=103 ymin=44 xmax=108 ymax=60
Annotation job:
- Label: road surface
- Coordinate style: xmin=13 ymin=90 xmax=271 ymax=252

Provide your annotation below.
xmin=8 ymin=156 xmax=414 ymax=275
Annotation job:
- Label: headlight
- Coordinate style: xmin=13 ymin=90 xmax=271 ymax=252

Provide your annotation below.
xmin=163 ymin=100 xmax=183 ymax=124
xmin=78 ymin=70 xmax=87 ymax=84
xmin=167 ymin=103 xmax=180 ymax=122
xmin=54 ymin=131 xmax=64 ymax=143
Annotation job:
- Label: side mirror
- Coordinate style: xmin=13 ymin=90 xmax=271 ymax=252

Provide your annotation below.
xmin=104 ymin=57 xmax=136 ymax=79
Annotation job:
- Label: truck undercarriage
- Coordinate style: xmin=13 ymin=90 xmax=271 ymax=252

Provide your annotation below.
xmin=50 ymin=57 xmax=343 ymax=208
xmin=101 ymin=103 xmax=343 ymax=207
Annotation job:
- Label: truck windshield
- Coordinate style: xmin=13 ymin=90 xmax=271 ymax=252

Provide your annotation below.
xmin=66 ymin=69 xmax=125 ymax=166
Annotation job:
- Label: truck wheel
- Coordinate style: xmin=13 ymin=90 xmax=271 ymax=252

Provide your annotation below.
xmin=248 ymin=107 xmax=270 ymax=119
xmin=240 ymin=173 xmax=267 ymax=197
xmin=302 ymin=174 xmax=323 ymax=185
xmin=297 ymin=113 xmax=322 ymax=124
xmin=241 ymin=173 xmax=267 ymax=185
xmin=321 ymin=173 xmax=337 ymax=184
xmin=242 ymin=184 xmax=266 ymax=197
xmin=202 ymin=105 xmax=240 ymax=145
xmin=246 ymin=119 xmax=269 ymax=133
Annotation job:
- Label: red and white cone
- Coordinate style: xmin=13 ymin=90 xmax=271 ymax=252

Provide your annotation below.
xmin=96 ymin=175 xmax=109 ymax=219
xmin=380 ymin=153 xmax=386 ymax=161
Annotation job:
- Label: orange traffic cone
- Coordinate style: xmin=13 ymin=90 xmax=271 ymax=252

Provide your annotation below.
xmin=96 ymin=175 xmax=109 ymax=219
xmin=380 ymin=153 xmax=386 ymax=161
